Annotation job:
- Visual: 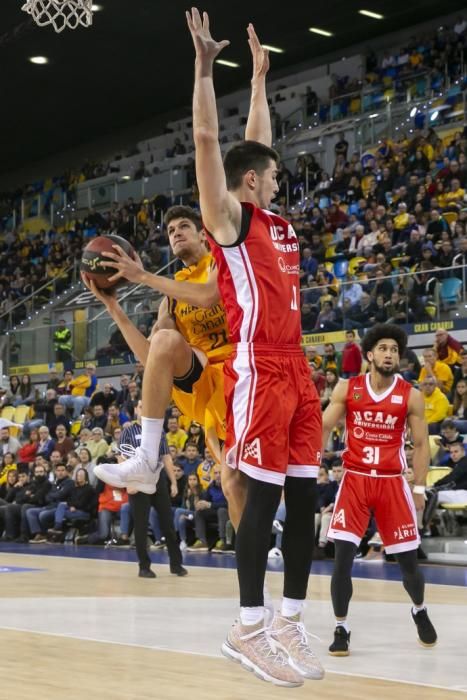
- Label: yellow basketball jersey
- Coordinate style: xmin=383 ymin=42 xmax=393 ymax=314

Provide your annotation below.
xmin=169 ymin=254 xmax=232 ymax=363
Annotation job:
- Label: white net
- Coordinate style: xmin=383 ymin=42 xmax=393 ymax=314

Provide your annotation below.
xmin=21 ymin=0 xmax=93 ymax=33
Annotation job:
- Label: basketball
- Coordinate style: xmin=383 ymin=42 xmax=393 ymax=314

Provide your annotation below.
xmin=80 ymin=234 xmax=135 ymax=289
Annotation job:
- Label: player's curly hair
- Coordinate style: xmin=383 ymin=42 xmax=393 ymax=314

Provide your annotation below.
xmin=164 ymin=205 xmax=202 ymax=231
xmin=361 ymin=324 xmax=407 ymax=360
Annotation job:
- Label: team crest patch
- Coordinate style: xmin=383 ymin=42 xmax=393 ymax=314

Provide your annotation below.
xmin=353 ymin=392 xmax=361 ymax=401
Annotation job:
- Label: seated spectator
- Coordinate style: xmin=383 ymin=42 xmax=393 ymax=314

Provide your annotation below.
xmin=165 ymin=417 xmax=188 ymax=454
xmin=432 ymin=441 xmax=467 ymax=505
xmin=76 ymin=447 xmax=96 ymax=486
xmin=174 ymin=472 xmax=202 ymax=550
xmin=48 ymin=402 xmax=71 ymax=438
xmin=115 ymin=375 xmax=130 ymax=408
xmin=337 ymin=274 xmax=363 ymax=308
xmin=169 ymin=462 xmax=186 ymax=508
xmin=4 ymin=462 xmax=51 ymax=542
xmin=90 ymin=383 xmax=118 ymax=412
xmin=88 ymin=428 xmax=110 ymax=462
xmin=26 ymin=464 xmax=74 ymax=542
xmin=47 ymin=467 xmax=96 ymax=539
xmin=66 ymin=450 xmax=81 ymax=473
xmin=0 ymin=453 xmax=17 ymax=489
xmin=85 ymin=476 xmax=128 ymax=545
xmin=177 ymin=442 xmax=203 ymax=475
xmin=36 ymin=426 xmax=55 ymax=460
xmin=420 ymin=377 xmax=450 ymax=435
xmin=0 ymin=471 xmax=30 ymax=538
xmin=434 ymin=329 xmax=462 ymax=369
xmin=53 ymin=424 xmax=75 ymax=460
xmin=186 ymin=421 xmax=205 ymax=456
xmin=320 ymin=369 xmax=339 ymax=410
xmin=104 ymin=403 xmax=129 ymax=437
xmin=315 ymin=462 xmax=344 ymax=558
xmin=1 ymin=375 xmax=21 ymax=407
xmin=322 ymin=343 xmax=342 ymax=374
xmin=23 ymin=389 xmax=58 ymax=436
xmin=197 ymin=449 xmax=216 ymax=490
xmin=419 ymin=348 xmax=454 ymax=395
xmin=87 ymin=404 xmax=108 ymax=432
xmin=0 ymin=426 xmax=21 ymax=459
xmin=58 ymin=365 xmax=98 ymax=419
xmin=9 ymin=374 xmax=36 ymax=407
xmin=188 ymin=467 xmax=228 ymax=552
xmin=0 ymin=469 xmax=18 ymax=505
xmin=385 ymin=291 xmax=409 ymax=324
xmin=451 ymin=379 xmax=467 ymax=432
xmin=77 ymin=428 xmax=92 ymax=451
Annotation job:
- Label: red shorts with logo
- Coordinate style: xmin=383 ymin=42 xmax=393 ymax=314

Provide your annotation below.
xmin=327 ymin=470 xmax=420 ymax=554
xmin=223 ymin=344 xmax=322 ymax=485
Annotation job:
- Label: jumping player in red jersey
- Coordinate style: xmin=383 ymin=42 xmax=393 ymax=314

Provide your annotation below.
xmin=322 ymin=324 xmax=437 ymax=656
xmin=186 ymin=8 xmax=323 ymax=687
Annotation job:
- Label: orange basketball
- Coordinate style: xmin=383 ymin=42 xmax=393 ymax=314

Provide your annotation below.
xmin=80 ymin=234 xmax=136 ymax=290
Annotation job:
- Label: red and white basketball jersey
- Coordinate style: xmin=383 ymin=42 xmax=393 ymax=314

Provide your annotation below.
xmin=343 ymin=374 xmax=412 ymax=474
xmin=206 ymin=203 xmax=301 ymax=346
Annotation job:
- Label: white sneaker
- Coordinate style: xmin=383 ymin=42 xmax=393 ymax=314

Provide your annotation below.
xmin=179 ymin=540 xmax=188 ymax=551
xmin=270 ymin=614 xmax=324 ymax=680
xmin=94 ymin=446 xmax=160 ymax=494
xmin=268 ymin=547 xmax=283 ymax=560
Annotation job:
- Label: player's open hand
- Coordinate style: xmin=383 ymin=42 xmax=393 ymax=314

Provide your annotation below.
xmin=100 ymin=244 xmax=145 ymax=285
xmin=81 ymin=271 xmax=119 ymax=310
xmin=186 ymin=7 xmax=230 ymax=63
xmin=247 ymin=23 xmax=269 ymax=80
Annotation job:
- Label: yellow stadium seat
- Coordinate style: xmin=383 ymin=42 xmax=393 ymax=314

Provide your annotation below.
xmin=1 ymin=406 xmax=16 ymax=422
xmin=13 ymin=405 xmax=32 ymax=426
xmin=71 ymin=419 xmax=82 ymax=437
xmin=324 ymin=262 xmax=334 ymax=273
xmin=443 ymin=212 xmax=458 ymax=226
xmin=391 ymin=257 xmax=405 ymax=269
xmin=349 ymin=98 xmax=361 ymax=114
xmin=348 ymin=257 xmax=366 ymax=275
xmin=426 ymin=467 xmax=451 ymax=487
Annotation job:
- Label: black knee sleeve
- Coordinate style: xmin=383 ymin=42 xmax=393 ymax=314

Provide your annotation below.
xmin=282 ymin=476 xmax=318 ymax=600
xmin=396 ymin=550 xmax=425 ymax=606
xmin=235 ymin=476 xmax=282 ymax=607
xmin=331 ymin=540 xmax=357 ymax=618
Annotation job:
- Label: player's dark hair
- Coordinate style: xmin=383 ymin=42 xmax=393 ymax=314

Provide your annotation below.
xmin=224 ymin=140 xmax=280 ymax=190
xmin=164 ymin=206 xmax=202 ymax=231
xmin=361 ymin=324 xmax=407 ymax=360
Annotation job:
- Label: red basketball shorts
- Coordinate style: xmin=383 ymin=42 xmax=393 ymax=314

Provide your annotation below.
xmin=327 ymin=470 xmax=420 ymax=554
xmin=223 ymin=344 xmax=322 ymax=485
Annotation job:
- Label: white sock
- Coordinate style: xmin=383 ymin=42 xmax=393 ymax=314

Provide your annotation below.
xmin=240 ymin=606 xmax=264 ymax=626
xmin=141 ymin=417 xmax=163 ymax=461
xmin=412 ymin=604 xmax=426 ymax=614
xmin=336 ymin=619 xmax=349 ymax=632
xmin=281 ymin=597 xmax=304 ymax=619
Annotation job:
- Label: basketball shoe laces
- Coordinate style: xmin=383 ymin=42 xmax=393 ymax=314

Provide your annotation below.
xmin=271 ymin=619 xmax=321 ymax=659
xmin=239 ymin=626 xmax=290 ymax=667
xmin=118 ymin=443 xmax=137 ymax=458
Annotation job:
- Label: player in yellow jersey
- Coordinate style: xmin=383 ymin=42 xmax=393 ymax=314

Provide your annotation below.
xmin=83 ymin=205 xmax=230 ymax=494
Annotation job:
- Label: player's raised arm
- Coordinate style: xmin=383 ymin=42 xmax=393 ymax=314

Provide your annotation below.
xmin=322 ymin=379 xmax=348 ymax=448
xmin=245 ymin=24 xmax=272 ymax=147
xmin=186 ymin=8 xmax=241 ymax=244
xmin=407 ymin=387 xmax=430 ymax=511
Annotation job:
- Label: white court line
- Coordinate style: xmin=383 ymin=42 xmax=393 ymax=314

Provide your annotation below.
xmin=2 ymin=550 xmax=467 ymax=591
xmin=0 ymin=622 xmax=465 ymax=695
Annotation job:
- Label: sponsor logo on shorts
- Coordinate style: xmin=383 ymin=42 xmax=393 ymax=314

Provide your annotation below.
xmin=243 ymin=437 xmax=262 ymax=466
xmin=393 ymin=523 xmax=417 ymax=540
xmin=332 ymin=508 xmax=346 ymax=527
xmin=391 ymin=395 xmax=403 ymax=404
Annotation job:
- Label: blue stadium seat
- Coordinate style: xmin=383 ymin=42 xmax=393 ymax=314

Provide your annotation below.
xmin=440 ymin=278 xmax=462 ymax=309
xmin=333 ymin=258 xmax=348 ymax=279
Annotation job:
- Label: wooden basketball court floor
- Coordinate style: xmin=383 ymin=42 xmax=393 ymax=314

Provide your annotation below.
xmin=0 ymin=545 xmax=466 ymax=700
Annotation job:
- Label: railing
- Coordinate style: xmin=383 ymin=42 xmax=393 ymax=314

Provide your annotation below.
xmin=0 ymin=261 xmax=80 ymax=332
xmin=3 ymin=261 xmax=466 ymax=374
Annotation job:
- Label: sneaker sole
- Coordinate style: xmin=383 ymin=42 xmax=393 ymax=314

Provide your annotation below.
xmin=94 ymin=467 xmax=157 ymax=495
xmin=328 ymin=649 xmax=350 ymax=657
xmin=288 ymin=657 xmax=325 ymax=680
xmin=221 ymin=641 xmax=303 ymax=687
xmin=417 ymin=638 xmax=437 ymax=648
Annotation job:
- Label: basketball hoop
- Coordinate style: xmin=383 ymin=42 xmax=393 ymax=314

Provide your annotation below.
xmin=21 ymin=0 xmax=93 ymax=33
